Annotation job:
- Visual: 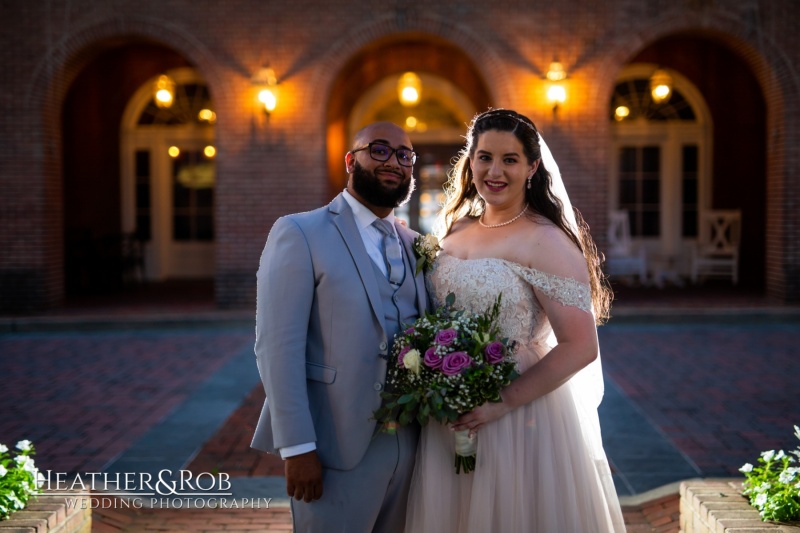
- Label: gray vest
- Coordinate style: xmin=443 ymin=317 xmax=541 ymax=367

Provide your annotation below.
xmin=370 ymin=247 xmax=419 ymax=351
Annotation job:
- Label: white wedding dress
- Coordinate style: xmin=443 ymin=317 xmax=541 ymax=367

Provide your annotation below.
xmin=404 ymin=252 xmax=625 ymax=533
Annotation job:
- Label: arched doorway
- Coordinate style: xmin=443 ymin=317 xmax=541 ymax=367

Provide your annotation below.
xmin=62 ymin=42 xmax=198 ymax=295
xmin=613 ymin=35 xmax=767 ymax=289
xmin=121 ymin=68 xmax=216 ymax=281
xmin=326 ymin=35 xmax=492 ymax=232
xmin=609 ymin=64 xmax=712 ymax=281
xmin=349 ymin=72 xmax=476 ymax=232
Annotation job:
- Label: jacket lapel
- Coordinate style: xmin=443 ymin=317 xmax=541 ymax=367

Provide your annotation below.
xmin=397 ymin=224 xmax=429 ymax=315
xmin=329 ymin=195 xmax=386 ymax=334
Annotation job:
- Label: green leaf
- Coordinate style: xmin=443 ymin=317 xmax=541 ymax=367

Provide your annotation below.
xmin=415 ymin=256 xmax=426 ymax=276
xmin=397 ymin=394 xmax=416 ymax=405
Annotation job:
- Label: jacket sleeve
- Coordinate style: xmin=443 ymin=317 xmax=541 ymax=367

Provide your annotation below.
xmin=255 ymin=216 xmax=317 ymax=449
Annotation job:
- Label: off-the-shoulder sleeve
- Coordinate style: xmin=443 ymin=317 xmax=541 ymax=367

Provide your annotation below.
xmin=504 ymin=262 xmax=592 ymax=313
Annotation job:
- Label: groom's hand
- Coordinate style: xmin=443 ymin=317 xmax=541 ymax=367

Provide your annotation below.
xmin=285 ymin=450 xmax=323 ymax=503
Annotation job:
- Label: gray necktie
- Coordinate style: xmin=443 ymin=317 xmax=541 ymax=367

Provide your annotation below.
xmin=372 ymin=218 xmax=405 ymax=286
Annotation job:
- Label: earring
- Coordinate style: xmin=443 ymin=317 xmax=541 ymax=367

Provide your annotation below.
xmin=526 ymin=175 xmax=532 ymax=189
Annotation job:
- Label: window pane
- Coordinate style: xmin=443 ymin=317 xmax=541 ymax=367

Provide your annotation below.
xmin=134 ymin=150 xmax=151 ymax=241
xmin=171 ymin=149 xmax=216 ymax=242
xmin=135 ymin=215 xmax=151 ymax=241
xmin=642 ymin=146 xmax=660 ymax=172
xmin=619 ymin=180 xmax=637 ymax=205
xmin=642 ymin=211 xmax=660 ymax=236
xmin=196 ymin=188 xmax=213 ymax=208
xmin=642 ymin=179 xmax=660 ymax=203
xmin=135 ymin=150 xmax=150 ymax=178
xmin=174 ymin=215 xmax=191 ymax=241
xmin=617 ymin=146 xmax=660 ymax=237
xmin=196 ymin=215 xmax=214 ymax=241
xmin=682 ymin=145 xmax=699 ymax=237
xmin=620 ymin=148 xmax=637 ymax=172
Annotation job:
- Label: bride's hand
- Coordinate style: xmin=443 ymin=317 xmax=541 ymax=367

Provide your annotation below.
xmin=452 ymin=399 xmax=512 ymax=433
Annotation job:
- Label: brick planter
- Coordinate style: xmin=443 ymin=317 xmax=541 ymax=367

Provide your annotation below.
xmin=0 ymin=492 xmax=90 ymax=533
xmin=680 ymin=479 xmax=800 ymax=533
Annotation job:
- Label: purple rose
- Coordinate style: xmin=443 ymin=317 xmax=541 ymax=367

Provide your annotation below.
xmin=434 ymin=328 xmax=458 ymax=346
xmin=423 ymin=347 xmax=443 ymax=369
xmin=484 ymin=341 xmax=505 ymax=364
xmin=397 ymin=345 xmax=411 ymax=366
xmin=442 ymin=351 xmax=472 ymax=376
xmin=404 ymin=327 xmax=415 ymax=335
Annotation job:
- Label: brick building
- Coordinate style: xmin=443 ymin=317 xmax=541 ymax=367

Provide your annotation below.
xmin=1 ymin=0 xmax=798 ymax=313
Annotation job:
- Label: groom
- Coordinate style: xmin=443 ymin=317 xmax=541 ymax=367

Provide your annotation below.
xmin=251 ymin=121 xmax=428 ymax=532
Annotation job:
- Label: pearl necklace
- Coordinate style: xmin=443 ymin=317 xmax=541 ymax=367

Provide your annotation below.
xmin=479 ymin=204 xmax=529 ymax=228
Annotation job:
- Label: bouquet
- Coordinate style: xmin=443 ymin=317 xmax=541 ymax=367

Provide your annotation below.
xmin=373 ymin=293 xmax=518 ymax=474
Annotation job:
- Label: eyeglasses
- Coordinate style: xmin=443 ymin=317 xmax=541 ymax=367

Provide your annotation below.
xmin=351 ymin=142 xmax=417 ymax=167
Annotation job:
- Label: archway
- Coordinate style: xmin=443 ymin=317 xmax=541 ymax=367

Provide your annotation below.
xmin=62 ymin=41 xmax=202 ymax=294
xmin=326 ymin=34 xmax=492 ymax=230
xmin=614 ymin=34 xmax=767 ymax=289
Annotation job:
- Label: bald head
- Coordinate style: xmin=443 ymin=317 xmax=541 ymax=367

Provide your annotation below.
xmin=352 ymin=122 xmax=411 ymax=151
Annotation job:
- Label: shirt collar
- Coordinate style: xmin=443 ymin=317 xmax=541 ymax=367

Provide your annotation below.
xmin=342 ymin=189 xmax=396 ymax=230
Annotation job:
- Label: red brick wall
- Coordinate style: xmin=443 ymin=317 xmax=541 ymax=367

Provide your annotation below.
xmin=1 ymin=0 xmax=798 ymax=312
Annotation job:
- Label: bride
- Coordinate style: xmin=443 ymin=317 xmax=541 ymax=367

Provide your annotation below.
xmin=404 ymin=109 xmax=625 ymax=532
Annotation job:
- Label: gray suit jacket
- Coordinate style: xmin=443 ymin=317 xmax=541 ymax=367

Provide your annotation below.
xmin=251 ymin=193 xmax=428 ymax=470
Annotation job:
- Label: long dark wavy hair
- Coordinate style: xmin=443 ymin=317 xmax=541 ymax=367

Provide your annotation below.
xmin=439 ymin=108 xmax=612 ymax=322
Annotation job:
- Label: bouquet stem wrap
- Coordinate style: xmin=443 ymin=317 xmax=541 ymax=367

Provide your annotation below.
xmin=454 ymin=430 xmax=477 ymax=474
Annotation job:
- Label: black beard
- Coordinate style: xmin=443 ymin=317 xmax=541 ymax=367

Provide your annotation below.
xmin=351 ymin=161 xmax=415 ymax=208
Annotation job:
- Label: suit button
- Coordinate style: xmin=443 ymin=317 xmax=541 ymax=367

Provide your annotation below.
xmin=373 ymin=382 xmax=383 ymax=391
xmin=379 ymin=341 xmax=388 ymax=351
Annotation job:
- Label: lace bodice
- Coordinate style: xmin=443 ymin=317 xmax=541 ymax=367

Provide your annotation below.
xmin=426 ymin=253 xmax=591 ymax=358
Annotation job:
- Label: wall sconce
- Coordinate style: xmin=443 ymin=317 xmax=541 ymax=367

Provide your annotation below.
xmin=545 ymin=62 xmax=567 ymax=116
xmin=253 ymin=67 xmax=279 ymax=116
xmin=154 ymin=75 xmax=176 ymax=108
xmin=397 ymin=72 xmax=422 ymax=107
xmin=650 ymin=68 xmax=673 ymax=104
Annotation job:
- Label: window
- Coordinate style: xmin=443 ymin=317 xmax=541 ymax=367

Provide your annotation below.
xmin=172 ymin=149 xmax=215 ymax=241
xmin=618 ymin=146 xmax=660 ymax=237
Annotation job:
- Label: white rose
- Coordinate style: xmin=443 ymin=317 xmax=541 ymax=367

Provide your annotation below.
xmin=403 ymin=349 xmax=422 ymax=374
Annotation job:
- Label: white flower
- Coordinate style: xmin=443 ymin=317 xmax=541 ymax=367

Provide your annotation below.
xmin=779 ymin=470 xmax=795 ymax=483
xmin=15 ymin=440 xmax=32 ymax=452
xmin=794 ymin=425 xmax=800 ymax=441
xmin=0 ymin=465 xmax=7 ymax=477
xmin=0 ymin=444 xmax=8 ymax=453
xmin=740 ymin=463 xmax=754 ymax=473
xmin=754 ymin=492 xmax=768 ymax=507
xmin=775 ymin=450 xmax=786 ymax=460
xmin=14 ymin=455 xmax=36 ymax=474
xmin=761 ymin=450 xmax=776 ymax=461
xmin=403 ymin=349 xmax=422 ymax=374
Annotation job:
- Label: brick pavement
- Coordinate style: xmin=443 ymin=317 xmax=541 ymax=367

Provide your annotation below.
xmin=0 ymin=327 xmax=253 ymax=474
xmin=598 ymin=322 xmax=800 ymax=476
xmin=3 ymin=283 xmax=798 ymax=532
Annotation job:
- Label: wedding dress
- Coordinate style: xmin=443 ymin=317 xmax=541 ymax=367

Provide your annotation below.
xmin=404 ymin=252 xmax=625 ymax=533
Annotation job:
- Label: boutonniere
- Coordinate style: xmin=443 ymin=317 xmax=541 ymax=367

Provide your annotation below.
xmin=412 ymin=234 xmax=441 ymax=275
